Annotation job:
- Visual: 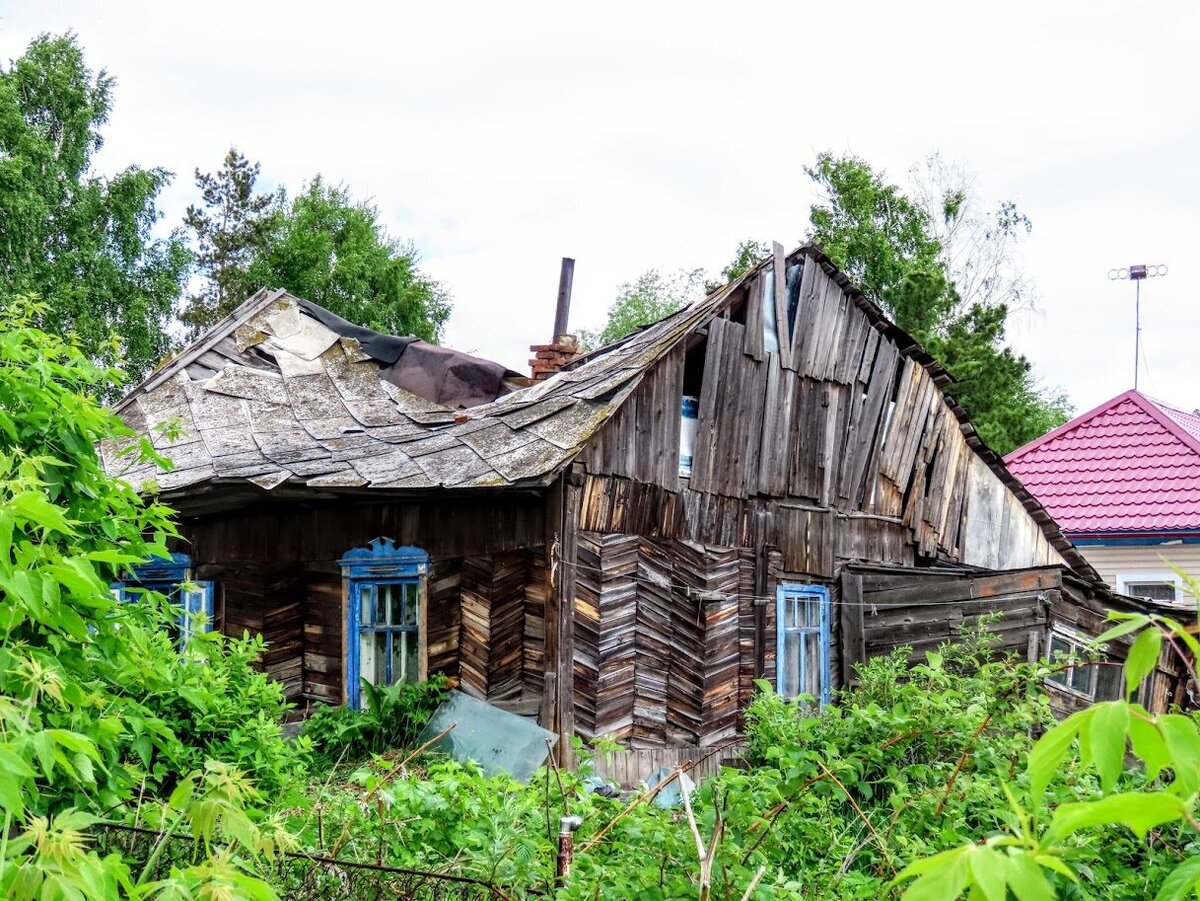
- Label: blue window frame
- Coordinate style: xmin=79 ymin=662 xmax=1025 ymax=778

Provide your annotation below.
xmin=339 ymin=539 xmax=429 ymax=709
xmin=111 ymin=552 xmax=215 ymax=648
xmin=776 ymin=583 xmax=831 ymax=705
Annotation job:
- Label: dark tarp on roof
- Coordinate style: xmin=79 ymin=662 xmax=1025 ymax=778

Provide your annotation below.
xmin=297 ymin=298 xmax=519 ymax=408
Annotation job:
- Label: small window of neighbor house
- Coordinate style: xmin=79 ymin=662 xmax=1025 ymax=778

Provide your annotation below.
xmin=680 ymin=337 xmax=707 ymax=478
xmin=1118 ymin=580 xmax=1176 ymax=602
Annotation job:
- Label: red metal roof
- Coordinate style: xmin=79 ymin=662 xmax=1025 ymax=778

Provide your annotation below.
xmin=1005 ymin=390 xmax=1200 ymax=536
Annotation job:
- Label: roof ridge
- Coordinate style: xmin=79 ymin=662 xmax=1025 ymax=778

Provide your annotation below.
xmin=1005 ymin=389 xmax=1144 ymax=463
xmin=115 ymin=287 xmax=289 ymax=413
xmin=1127 ymin=390 xmax=1200 ymax=460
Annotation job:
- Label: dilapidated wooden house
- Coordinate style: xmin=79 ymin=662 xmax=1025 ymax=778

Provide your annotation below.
xmin=105 ymin=244 xmax=1188 ymax=774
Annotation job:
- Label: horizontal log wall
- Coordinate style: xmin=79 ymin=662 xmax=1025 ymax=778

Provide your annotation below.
xmin=216 ymin=563 xmax=305 ymax=700
xmin=841 ymin=566 xmax=1062 ymax=676
xmin=302 ymin=568 xmax=343 ymax=704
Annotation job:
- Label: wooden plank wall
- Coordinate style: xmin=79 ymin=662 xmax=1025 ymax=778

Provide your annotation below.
xmin=294 ymin=548 xmax=548 ymax=710
xmin=590 ymin=740 xmax=746 ymax=789
xmin=218 ymin=564 xmax=305 ymax=699
xmin=842 ymin=566 xmax=1060 ymax=672
xmin=523 ymin=549 xmax=548 ymax=699
xmin=574 ymin=533 xmax=753 ymax=749
xmin=427 ymin=558 xmax=462 ymax=679
xmin=578 ymin=257 xmax=1066 ymax=577
xmin=302 ymin=569 xmax=343 ymax=703
xmin=185 ymin=493 xmax=545 ymax=566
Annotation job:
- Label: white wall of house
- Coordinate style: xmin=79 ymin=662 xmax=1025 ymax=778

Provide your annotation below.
xmin=1079 ymin=543 xmax=1200 ymax=604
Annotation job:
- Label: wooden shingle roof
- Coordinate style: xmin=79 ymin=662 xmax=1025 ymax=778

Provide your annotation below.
xmin=105 ymin=276 xmax=743 ymax=498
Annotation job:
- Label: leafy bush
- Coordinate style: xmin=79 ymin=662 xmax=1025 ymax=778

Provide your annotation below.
xmin=894 ymin=603 xmax=1200 ymax=899
xmin=303 ymin=675 xmax=451 ymax=767
xmin=0 ymin=296 xmax=298 ymax=895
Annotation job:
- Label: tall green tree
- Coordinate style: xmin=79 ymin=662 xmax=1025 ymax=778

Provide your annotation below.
xmin=0 ymin=33 xmax=188 ymax=381
xmin=806 ymin=152 xmax=1069 ymax=453
xmin=245 ymin=177 xmax=450 ymax=342
xmin=579 ymin=267 xmax=706 ymax=351
xmin=180 ymin=147 xmax=279 ymax=337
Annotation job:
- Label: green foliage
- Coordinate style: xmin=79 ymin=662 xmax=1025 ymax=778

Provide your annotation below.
xmin=895 ymin=595 xmax=1200 ymax=900
xmin=303 ymin=675 xmax=450 ymax=767
xmin=806 ymin=152 xmax=1070 ymax=453
xmin=707 ymin=239 xmax=770 ymax=292
xmin=120 ymin=626 xmax=310 ymax=797
xmin=180 ymin=148 xmax=280 ymax=337
xmin=578 ymin=267 xmax=706 ymax=350
xmin=0 ymin=296 xmax=301 ymax=896
xmin=0 ymin=33 xmax=188 ymax=383
xmin=244 ymin=176 xmax=451 ymax=342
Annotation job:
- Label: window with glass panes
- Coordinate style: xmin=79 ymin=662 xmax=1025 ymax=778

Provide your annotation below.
xmin=110 ymin=552 xmax=215 ymax=648
xmin=1046 ymin=629 xmax=1122 ymax=700
xmin=775 ymin=584 xmax=831 ymax=705
xmin=339 ymin=539 xmax=429 ymax=709
xmin=1124 ymin=581 xmax=1178 ymax=602
xmin=354 ymin=581 xmax=420 ymax=691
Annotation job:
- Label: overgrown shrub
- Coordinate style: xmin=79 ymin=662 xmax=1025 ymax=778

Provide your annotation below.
xmin=303 ymin=674 xmax=451 ymax=767
xmin=0 ymin=296 xmax=298 ymax=895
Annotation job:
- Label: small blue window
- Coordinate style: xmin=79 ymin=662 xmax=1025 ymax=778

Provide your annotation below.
xmin=776 ymin=583 xmax=831 ymax=705
xmin=339 ymin=539 xmax=429 ymax=709
xmin=111 ymin=552 xmax=215 ymax=648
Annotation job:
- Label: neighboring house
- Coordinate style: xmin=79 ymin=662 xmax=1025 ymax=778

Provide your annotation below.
xmin=104 ymin=245 xmax=1186 ymax=780
xmin=1006 ymin=389 xmax=1200 ymax=608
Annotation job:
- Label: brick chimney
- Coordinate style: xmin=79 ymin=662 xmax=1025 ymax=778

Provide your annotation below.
xmin=530 ymin=335 xmax=580 ymax=380
xmin=530 ymin=257 xmax=579 ymax=380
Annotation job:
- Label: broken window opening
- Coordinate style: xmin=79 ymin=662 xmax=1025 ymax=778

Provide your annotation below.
xmin=761 ymin=269 xmax=780 ymax=354
xmin=1046 ymin=627 xmax=1123 ymax=702
xmin=785 ymin=262 xmax=804 ymax=335
xmin=680 ymin=337 xmax=707 ymax=478
xmin=727 ymin=290 xmax=748 ymax=326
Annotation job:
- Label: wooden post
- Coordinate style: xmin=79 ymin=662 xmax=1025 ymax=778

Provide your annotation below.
xmin=840 ymin=571 xmax=866 ymax=686
xmin=553 ymin=258 xmax=575 ymax=341
xmin=772 ymin=241 xmax=792 ymax=369
xmin=545 ymin=473 xmax=580 ymax=767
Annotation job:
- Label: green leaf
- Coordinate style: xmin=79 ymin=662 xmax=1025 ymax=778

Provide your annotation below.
xmin=899 ymin=848 xmax=969 ymax=900
xmin=33 ymin=731 xmax=56 ymax=782
xmin=966 ymin=846 xmax=1007 ymax=901
xmin=1124 ymin=627 xmax=1162 ymax=695
xmin=0 ymin=770 xmax=26 ymax=820
xmin=1046 ymin=792 xmax=1185 ymax=843
xmin=1082 ymin=701 xmax=1129 ymax=791
xmin=1160 ymin=714 xmax=1200 ymax=795
xmin=1004 ymin=852 xmax=1054 ymax=901
xmin=1093 ymin=615 xmax=1153 ymax=646
xmin=1128 ymin=712 xmax=1171 ymax=780
xmin=1028 ymin=711 xmax=1085 ymax=799
xmin=1153 ymin=855 xmax=1200 ymax=901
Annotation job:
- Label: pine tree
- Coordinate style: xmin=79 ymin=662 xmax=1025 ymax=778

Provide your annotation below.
xmin=181 ymin=148 xmax=278 ymax=335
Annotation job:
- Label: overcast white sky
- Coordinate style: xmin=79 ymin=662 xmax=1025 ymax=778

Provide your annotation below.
xmin=3 ymin=1 xmax=1198 ymax=415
